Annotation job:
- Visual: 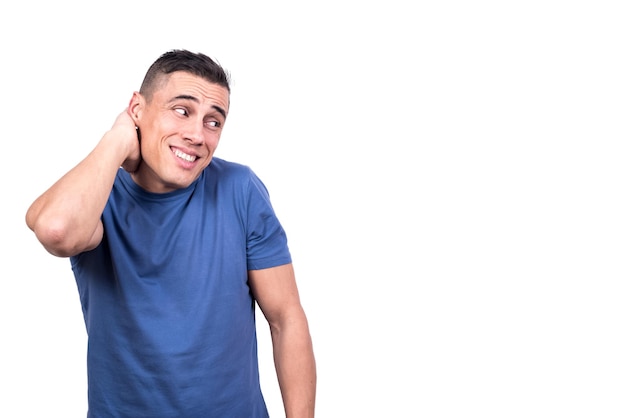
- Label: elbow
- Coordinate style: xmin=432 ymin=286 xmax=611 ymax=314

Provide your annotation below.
xmin=30 ymin=217 xmax=85 ymax=257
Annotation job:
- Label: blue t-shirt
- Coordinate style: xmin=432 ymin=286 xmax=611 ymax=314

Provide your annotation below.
xmin=70 ymin=158 xmax=292 ymax=417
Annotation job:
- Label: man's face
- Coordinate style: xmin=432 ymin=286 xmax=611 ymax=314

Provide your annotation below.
xmin=130 ymin=71 xmax=230 ymax=193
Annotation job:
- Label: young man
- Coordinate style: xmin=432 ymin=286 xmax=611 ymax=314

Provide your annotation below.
xmin=26 ymin=49 xmax=316 ymax=417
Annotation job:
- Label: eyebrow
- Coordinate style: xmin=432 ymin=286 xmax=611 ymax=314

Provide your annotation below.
xmin=170 ymin=94 xmax=227 ymax=118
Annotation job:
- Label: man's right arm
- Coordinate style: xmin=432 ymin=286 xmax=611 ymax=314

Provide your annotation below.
xmin=26 ymin=111 xmax=140 ymax=258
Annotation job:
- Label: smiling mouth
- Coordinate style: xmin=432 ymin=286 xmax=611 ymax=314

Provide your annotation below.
xmin=173 ymin=148 xmax=197 ymax=162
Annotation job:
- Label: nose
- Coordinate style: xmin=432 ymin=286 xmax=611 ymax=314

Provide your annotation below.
xmin=184 ymin=119 xmax=205 ymax=145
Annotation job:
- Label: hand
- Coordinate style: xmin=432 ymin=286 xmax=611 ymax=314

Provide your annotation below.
xmin=109 ymin=110 xmax=142 ymax=173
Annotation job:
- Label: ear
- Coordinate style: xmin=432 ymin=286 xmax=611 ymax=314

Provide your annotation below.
xmin=127 ymin=91 xmax=144 ymax=123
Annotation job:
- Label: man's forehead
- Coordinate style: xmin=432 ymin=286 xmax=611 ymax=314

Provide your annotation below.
xmin=161 ymin=72 xmax=229 ymax=109
xmin=165 ymin=71 xmax=226 ymax=91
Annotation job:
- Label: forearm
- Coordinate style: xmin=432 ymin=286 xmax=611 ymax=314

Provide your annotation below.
xmin=26 ymin=132 xmax=130 ymax=257
xmin=271 ymin=313 xmax=317 ymax=418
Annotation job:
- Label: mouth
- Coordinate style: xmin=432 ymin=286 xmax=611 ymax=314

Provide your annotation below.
xmin=173 ymin=148 xmax=197 ymax=162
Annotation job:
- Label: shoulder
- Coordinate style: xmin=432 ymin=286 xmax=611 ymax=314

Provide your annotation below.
xmin=206 ymin=157 xmax=255 ymax=178
xmin=207 ymin=158 xmax=274 ymax=202
xmin=201 ymin=157 xmax=270 ymax=195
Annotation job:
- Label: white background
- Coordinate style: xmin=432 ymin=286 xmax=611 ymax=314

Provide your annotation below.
xmin=1 ymin=1 xmax=625 ymax=417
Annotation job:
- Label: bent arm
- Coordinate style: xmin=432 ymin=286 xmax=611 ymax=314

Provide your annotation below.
xmin=249 ymin=263 xmax=317 ymax=418
xmin=26 ymin=111 xmax=140 ymax=257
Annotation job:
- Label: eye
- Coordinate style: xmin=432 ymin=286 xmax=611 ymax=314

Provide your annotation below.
xmin=205 ymin=120 xmax=221 ymax=128
xmin=174 ymin=107 xmax=188 ymax=116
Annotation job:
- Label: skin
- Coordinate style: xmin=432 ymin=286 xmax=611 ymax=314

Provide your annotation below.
xmin=26 ymin=71 xmax=316 ymax=417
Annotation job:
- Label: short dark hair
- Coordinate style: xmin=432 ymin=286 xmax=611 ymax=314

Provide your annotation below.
xmin=139 ymin=49 xmax=231 ymax=100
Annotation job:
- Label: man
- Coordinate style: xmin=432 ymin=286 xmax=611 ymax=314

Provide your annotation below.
xmin=26 ymin=49 xmax=316 ymax=417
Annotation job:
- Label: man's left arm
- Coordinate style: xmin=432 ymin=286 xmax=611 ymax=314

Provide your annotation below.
xmin=249 ymin=263 xmax=316 ymax=418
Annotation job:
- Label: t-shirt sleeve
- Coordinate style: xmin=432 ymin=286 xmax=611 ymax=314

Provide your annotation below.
xmin=245 ymin=170 xmax=292 ymax=270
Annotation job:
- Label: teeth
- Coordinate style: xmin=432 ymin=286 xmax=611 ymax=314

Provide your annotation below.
xmin=174 ymin=149 xmax=196 ymax=162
